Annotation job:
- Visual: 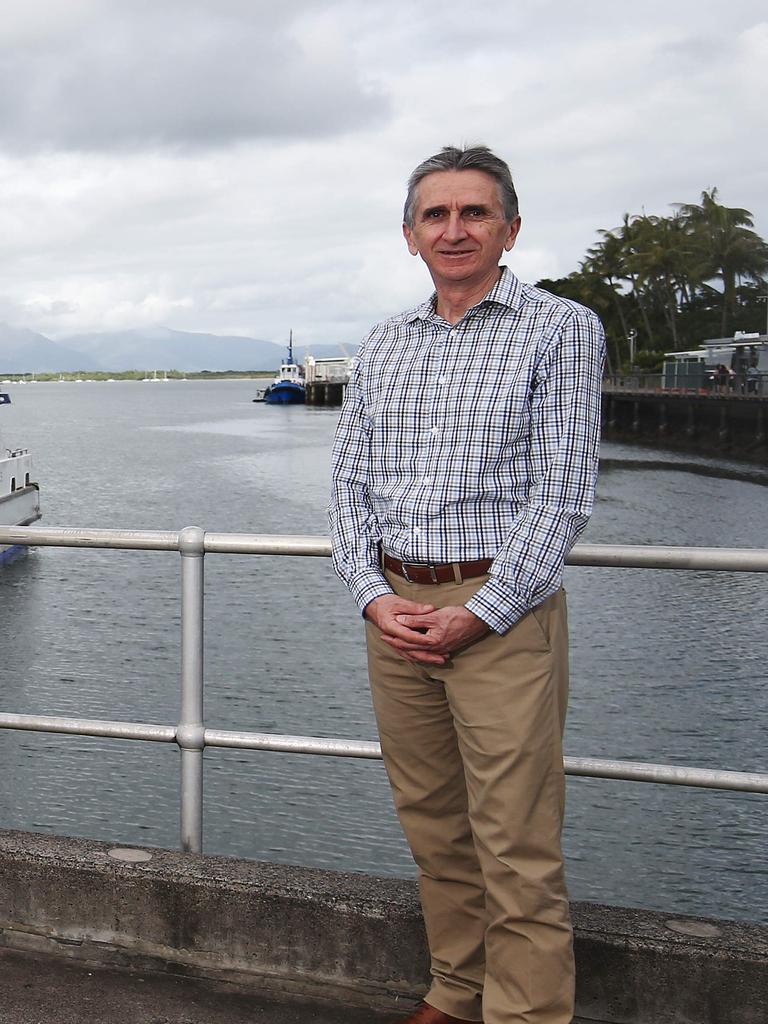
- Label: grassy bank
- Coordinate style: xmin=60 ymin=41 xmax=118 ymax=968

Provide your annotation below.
xmin=1 ymin=370 xmax=276 ymax=382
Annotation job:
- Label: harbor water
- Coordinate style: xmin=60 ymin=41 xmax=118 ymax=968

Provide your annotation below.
xmin=0 ymin=379 xmax=766 ymax=924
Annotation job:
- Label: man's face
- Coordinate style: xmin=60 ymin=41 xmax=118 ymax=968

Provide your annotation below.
xmin=403 ymin=169 xmax=521 ymax=291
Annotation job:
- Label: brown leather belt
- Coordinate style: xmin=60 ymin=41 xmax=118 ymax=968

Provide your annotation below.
xmin=383 ymin=553 xmax=492 ymax=585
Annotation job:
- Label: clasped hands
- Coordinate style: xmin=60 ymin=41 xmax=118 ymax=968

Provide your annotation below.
xmin=365 ymin=593 xmax=490 ymax=666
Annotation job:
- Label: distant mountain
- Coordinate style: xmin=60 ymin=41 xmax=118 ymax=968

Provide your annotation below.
xmin=0 ymin=323 xmax=348 ymax=373
xmin=65 ymin=326 xmax=282 ymax=372
xmin=0 ymin=323 xmax=97 ymax=373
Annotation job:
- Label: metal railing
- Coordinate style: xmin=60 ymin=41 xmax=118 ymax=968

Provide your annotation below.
xmin=603 ymin=372 xmax=768 ymax=396
xmin=603 ymin=374 xmax=664 ymax=392
xmin=1 ymin=524 xmax=767 ymax=855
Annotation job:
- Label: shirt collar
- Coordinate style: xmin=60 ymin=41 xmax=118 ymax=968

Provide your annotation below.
xmin=405 ymin=265 xmax=525 ymax=324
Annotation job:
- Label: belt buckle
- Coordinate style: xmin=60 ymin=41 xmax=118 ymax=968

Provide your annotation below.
xmin=401 ymin=561 xmax=438 ymax=583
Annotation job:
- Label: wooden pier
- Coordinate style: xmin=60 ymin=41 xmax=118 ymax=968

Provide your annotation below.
xmin=306 ymin=380 xmax=347 ymax=406
xmin=602 ymin=389 xmax=768 ymax=461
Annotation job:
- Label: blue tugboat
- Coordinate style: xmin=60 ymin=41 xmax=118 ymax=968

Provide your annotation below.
xmin=262 ymin=332 xmax=306 ymax=406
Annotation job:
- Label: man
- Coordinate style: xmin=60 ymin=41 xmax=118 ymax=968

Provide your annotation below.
xmin=329 ymin=145 xmax=605 ymax=1024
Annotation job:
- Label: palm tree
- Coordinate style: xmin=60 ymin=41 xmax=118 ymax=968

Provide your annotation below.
xmin=629 ymin=213 xmax=700 ymax=349
xmin=677 ymin=189 xmax=768 ymax=336
xmin=540 ymin=190 xmax=768 ymax=367
xmin=584 ymin=231 xmax=632 ymax=343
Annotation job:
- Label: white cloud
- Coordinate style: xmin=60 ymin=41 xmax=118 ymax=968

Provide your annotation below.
xmin=0 ymin=1 xmax=387 ymax=151
xmin=0 ymin=0 xmax=765 ymax=346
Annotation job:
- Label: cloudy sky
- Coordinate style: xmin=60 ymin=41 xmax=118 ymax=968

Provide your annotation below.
xmin=1 ymin=0 xmax=766 ymax=346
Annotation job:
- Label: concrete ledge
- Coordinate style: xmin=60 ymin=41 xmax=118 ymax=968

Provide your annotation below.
xmin=572 ymin=902 xmax=767 ymax=1023
xmin=0 ymin=829 xmax=765 ymax=1023
xmin=0 ymin=946 xmax=395 ymax=1024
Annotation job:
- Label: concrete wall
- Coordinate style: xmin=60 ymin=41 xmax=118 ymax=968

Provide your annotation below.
xmin=0 ymin=829 xmax=766 ymax=1023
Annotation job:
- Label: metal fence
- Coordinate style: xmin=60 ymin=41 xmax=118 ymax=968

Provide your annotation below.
xmin=1 ymin=524 xmax=768 ymax=855
xmin=603 ymin=374 xmax=664 ymax=392
xmin=603 ymin=372 xmax=768 ymax=396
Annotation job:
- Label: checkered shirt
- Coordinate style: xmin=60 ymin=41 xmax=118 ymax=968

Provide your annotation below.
xmin=329 ymin=267 xmax=605 ymax=634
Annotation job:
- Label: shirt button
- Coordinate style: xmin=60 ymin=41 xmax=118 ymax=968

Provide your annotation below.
xmin=414 ymin=527 xmax=421 ymax=535
xmin=422 ymin=476 xmax=432 ymax=485
xmin=438 ymin=376 xmax=447 ymax=385
xmin=431 ymin=426 xmax=439 ymax=435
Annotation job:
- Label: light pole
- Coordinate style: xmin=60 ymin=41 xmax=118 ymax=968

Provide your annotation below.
xmin=758 ymin=290 xmax=768 ymax=338
xmin=627 ymin=328 xmax=637 ymax=369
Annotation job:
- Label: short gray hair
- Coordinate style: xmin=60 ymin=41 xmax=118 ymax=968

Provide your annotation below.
xmin=403 ymin=145 xmax=519 ymax=228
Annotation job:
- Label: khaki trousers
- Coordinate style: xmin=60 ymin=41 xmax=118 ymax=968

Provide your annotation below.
xmin=366 ymin=573 xmax=573 ymax=1024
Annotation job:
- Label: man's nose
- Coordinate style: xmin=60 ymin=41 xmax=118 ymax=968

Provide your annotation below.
xmin=442 ymin=211 xmax=468 ymax=242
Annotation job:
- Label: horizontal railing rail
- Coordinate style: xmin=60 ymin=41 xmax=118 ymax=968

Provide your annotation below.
xmin=3 ymin=712 xmax=767 ymax=795
xmin=603 ymin=372 xmax=768 ymax=397
xmin=1 ymin=524 xmax=767 ymax=854
xmin=4 ymin=525 xmax=768 ymax=570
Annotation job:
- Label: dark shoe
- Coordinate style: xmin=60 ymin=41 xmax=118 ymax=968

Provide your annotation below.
xmin=388 ymin=1001 xmax=481 ymax=1024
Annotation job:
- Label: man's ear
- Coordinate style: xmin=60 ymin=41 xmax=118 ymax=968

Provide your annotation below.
xmin=403 ymin=222 xmax=419 ymax=256
xmin=504 ymin=215 xmax=522 ymax=252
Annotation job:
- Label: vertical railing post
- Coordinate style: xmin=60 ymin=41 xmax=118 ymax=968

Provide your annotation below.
xmin=178 ymin=526 xmax=206 ymax=853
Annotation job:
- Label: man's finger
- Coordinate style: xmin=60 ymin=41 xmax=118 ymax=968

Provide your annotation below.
xmin=382 ymin=634 xmax=435 ymax=652
xmin=400 ymin=648 xmax=449 ymax=666
xmin=390 ymin=602 xmax=436 ymax=616
xmin=382 ymin=634 xmax=450 ymax=657
xmin=382 ymin=626 xmax=438 ymax=648
xmin=395 ymin=613 xmax=439 ymax=630
xmin=380 ymin=619 xmax=436 ymax=645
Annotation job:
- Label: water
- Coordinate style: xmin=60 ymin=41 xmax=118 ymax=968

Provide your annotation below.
xmin=0 ymin=380 xmax=766 ymax=924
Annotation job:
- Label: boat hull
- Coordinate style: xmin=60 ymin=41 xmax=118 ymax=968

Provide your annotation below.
xmin=0 ymin=542 xmax=29 ymax=566
xmin=0 ymin=485 xmax=42 ymax=564
xmin=263 ymin=382 xmax=306 ymax=405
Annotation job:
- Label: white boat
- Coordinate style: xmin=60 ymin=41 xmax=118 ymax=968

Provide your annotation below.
xmin=0 ymin=392 xmax=42 ymax=565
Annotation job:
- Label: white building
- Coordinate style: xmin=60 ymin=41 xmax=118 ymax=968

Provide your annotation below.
xmin=303 ymin=355 xmax=354 ymax=384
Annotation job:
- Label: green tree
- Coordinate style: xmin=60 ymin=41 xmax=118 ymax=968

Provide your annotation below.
xmin=583 ymin=230 xmax=632 ymax=344
xmin=538 ymin=189 xmax=768 ymax=367
xmin=677 ymin=188 xmax=768 ymax=336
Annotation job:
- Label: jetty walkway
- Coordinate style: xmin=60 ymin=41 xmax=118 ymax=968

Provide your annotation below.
xmin=0 ymin=947 xmax=590 ymax=1022
xmin=0 ymin=830 xmax=764 ymax=1024
xmin=0 ymin=947 xmax=599 ymax=1024
xmin=0 ymin=946 xmax=396 ymax=1024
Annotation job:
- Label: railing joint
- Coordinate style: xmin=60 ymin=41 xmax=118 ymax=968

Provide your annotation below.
xmin=176 ymin=724 xmax=206 ymax=751
xmin=178 ymin=525 xmax=206 ymax=557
